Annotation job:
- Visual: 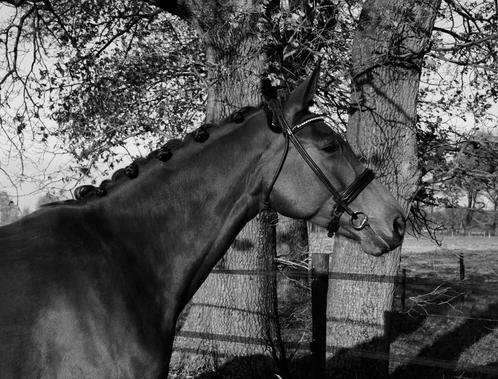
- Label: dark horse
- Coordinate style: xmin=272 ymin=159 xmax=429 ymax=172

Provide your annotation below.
xmin=0 ymin=65 xmax=405 ymax=378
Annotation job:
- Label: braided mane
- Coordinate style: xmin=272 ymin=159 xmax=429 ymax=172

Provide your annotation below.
xmin=43 ymin=106 xmax=260 ymax=207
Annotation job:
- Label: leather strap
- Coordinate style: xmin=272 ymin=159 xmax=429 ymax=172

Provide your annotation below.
xmin=265 ymin=100 xmax=375 ymax=237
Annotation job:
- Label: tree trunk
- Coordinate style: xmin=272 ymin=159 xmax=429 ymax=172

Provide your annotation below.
xmin=326 ymin=1 xmax=441 ymax=378
xmin=277 ymin=215 xmax=309 ymax=262
xmin=463 ymin=189 xmax=478 ymax=233
xmin=273 ymin=0 xmax=310 ymax=271
xmin=170 ymin=2 xmax=286 ymax=378
xmin=492 ymin=200 xmax=497 ymax=236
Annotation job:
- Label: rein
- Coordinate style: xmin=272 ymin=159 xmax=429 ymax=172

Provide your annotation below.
xmin=264 ymin=101 xmax=375 ymax=237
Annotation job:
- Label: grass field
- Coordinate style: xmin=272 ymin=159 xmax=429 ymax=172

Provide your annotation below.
xmin=401 ymin=235 xmax=498 ymax=285
xmin=390 ymin=235 xmax=498 ymax=378
xmin=283 ymin=233 xmax=498 ymax=378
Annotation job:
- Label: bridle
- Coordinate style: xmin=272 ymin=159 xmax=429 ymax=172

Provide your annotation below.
xmin=264 ymin=101 xmax=376 ymax=237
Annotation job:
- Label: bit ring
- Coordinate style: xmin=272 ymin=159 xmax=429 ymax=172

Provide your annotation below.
xmin=350 ymin=211 xmax=368 ymax=230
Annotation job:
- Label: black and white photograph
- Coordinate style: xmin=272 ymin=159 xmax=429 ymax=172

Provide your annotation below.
xmin=0 ymin=1 xmax=497 ymax=378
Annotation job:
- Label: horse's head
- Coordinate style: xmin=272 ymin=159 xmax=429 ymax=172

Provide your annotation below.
xmin=263 ymin=64 xmax=405 ymax=256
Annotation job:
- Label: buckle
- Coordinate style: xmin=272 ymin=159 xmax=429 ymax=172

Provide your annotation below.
xmin=350 ymin=211 xmax=368 ymax=230
xmin=327 ymin=205 xmax=344 ymax=237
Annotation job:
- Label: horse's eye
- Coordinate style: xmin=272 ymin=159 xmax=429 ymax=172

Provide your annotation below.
xmin=321 ymin=142 xmax=340 ymax=154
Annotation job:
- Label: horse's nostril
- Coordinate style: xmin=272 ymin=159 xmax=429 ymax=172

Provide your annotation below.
xmin=394 ymin=216 xmax=406 ymax=238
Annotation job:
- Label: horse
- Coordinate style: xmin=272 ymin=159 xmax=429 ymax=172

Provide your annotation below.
xmin=0 ymin=64 xmax=405 ymax=378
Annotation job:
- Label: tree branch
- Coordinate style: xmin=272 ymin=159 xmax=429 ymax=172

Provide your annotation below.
xmin=40 ymin=0 xmax=77 ymax=47
xmin=0 ymin=4 xmax=37 ymax=86
xmin=433 ymin=33 xmax=498 ymax=52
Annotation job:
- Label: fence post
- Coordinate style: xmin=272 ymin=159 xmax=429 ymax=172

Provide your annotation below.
xmin=401 ymin=269 xmax=407 ymax=311
xmin=311 ymin=253 xmax=329 ymax=379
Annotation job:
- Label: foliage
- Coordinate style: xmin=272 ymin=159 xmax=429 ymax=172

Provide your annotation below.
xmin=407 ymin=0 xmax=498 ymax=235
xmin=52 ymin=12 xmax=206 ymax=174
xmin=413 ymin=128 xmax=498 ymax=235
xmin=1 ymin=1 xmax=206 ymax=181
xmin=261 ymin=0 xmax=361 ymax=129
xmin=0 ymin=0 xmax=497 ymax=224
xmin=421 ymin=0 xmax=498 ymax=127
xmin=430 ymin=207 xmax=497 ymax=233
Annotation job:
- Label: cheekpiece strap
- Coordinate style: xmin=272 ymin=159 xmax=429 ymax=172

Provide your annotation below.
xmin=326 ymin=169 xmax=375 ymax=237
xmin=341 ymin=169 xmax=375 ymax=204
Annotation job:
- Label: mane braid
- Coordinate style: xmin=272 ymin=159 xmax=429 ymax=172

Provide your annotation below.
xmin=228 ymin=106 xmax=257 ymax=124
xmin=68 ymin=104 xmax=265 ymax=204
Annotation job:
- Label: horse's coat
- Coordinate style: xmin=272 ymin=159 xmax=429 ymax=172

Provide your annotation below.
xmin=0 ymin=66 xmax=405 ymax=378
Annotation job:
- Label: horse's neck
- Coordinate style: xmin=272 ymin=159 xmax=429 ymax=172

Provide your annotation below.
xmin=93 ymin=112 xmax=272 ymax=319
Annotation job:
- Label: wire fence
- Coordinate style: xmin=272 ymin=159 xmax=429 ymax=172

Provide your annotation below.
xmin=172 ymin=257 xmax=498 ymax=378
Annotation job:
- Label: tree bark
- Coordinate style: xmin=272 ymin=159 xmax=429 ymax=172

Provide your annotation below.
xmin=170 ymin=2 xmax=285 ymax=378
xmin=326 ymin=1 xmax=441 ymax=378
xmin=493 ymin=201 xmax=497 ymax=236
xmin=274 ymin=0 xmax=309 ymax=277
xmin=277 ymin=215 xmax=309 ymax=262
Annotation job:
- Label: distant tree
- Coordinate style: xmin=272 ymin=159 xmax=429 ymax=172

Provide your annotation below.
xmin=440 ymin=132 xmax=498 ymax=232
xmin=413 ymin=0 xmax=498 ymax=232
xmin=483 ymin=175 xmax=498 ymax=234
xmin=0 ymin=191 xmax=21 ymax=225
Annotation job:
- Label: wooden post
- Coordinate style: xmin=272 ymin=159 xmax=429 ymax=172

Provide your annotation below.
xmin=311 ymin=253 xmax=329 ymax=379
xmin=459 ymin=253 xmax=465 ymax=280
xmin=401 ymin=269 xmax=407 ymax=311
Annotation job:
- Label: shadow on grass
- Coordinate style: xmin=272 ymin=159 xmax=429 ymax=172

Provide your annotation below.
xmin=319 ymin=311 xmax=423 ymax=379
xmin=306 ymin=282 xmax=497 ymax=379
xmin=185 ymin=299 xmax=497 ymax=379
xmin=390 ymin=299 xmax=498 ymax=379
xmin=190 ymin=353 xmax=319 ymax=379
xmin=182 ymin=277 xmax=498 ymax=379
xmin=316 ymin=299 xmax=498 ymax=379
xmin=192 ymin=354 xmax=280 ymax=379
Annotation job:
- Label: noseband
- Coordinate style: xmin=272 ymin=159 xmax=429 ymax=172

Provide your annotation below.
xmin=264 ymin=101 xmax=375 ymax=237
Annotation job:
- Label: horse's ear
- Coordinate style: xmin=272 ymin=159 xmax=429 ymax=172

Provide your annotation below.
xmin=283 ymin=59 xmax=321 ymax=123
